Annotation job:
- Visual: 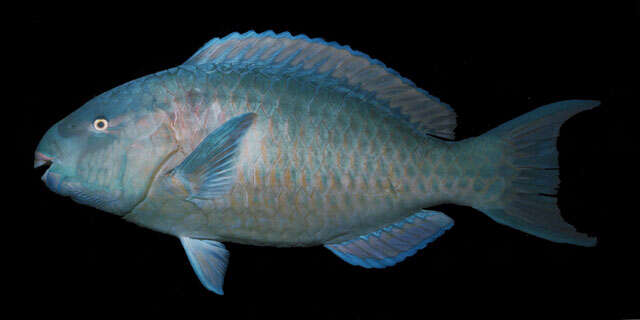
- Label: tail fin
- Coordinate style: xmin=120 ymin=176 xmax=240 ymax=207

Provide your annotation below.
xmin=477 ymin=100 xmax=599 ymax=246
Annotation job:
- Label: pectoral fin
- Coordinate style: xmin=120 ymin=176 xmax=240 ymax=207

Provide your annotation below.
xmin=171 ymin=113 xmax=256 ymax=201
xmin=180 ymin=237 xmax=229 ymax=295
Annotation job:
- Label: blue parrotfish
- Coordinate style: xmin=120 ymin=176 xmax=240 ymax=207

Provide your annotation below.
xmin=35 ymin=31 xmax=598 ymax=294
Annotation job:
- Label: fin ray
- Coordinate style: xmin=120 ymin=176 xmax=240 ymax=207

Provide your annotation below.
xmin=171 ymin=113 xmax=256 ymax=201
xmin=478 ymin=100 xmax=599 ymax=246
xmin=185 ymin=31 xmax=456 ymax=139
xmin=325 ymin=210 xmax=454 ymax=268
xmin=180 ymin=237 xmax=229 ymax=295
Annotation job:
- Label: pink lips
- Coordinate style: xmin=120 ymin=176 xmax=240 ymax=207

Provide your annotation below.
xmin=34 ymin=151 xmax=54 ymax=168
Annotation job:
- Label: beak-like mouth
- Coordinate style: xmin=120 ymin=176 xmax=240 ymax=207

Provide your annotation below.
xmin=35 ymin=151 xmax=65 ymax=194
xmin=34 ymin=151 xmax=54 ymax=169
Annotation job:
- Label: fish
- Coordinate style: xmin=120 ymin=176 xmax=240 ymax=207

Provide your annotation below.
xmin=34 ymin=31 xmax=598 ymax=294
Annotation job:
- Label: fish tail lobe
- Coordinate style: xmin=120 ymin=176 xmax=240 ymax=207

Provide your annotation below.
xmin=473 ymin=100 xmax=599 ymax=246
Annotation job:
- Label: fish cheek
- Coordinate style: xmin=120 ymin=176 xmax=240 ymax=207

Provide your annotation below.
xmin=74 ymin=133 xmax=124 ymax=191
xmin=119 ymin=122 xmax=177 ymax=210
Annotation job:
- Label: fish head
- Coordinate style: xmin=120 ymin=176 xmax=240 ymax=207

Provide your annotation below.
xmin=35 ymin=84 xmax=177 ymax=216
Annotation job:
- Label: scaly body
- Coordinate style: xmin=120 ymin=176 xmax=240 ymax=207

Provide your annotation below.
xmin=122 ymin=64 xmax=502 ymax=246
xmin=36 ymin=31 xmax=596 ymax=294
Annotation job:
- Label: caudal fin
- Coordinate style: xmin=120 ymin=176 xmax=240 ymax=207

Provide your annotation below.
xmin=478 ymin=100 xmax=599 ymax=246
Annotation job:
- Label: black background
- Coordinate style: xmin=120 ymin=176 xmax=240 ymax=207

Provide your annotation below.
xmin=15 ymin=4 xmax=638 ymax=318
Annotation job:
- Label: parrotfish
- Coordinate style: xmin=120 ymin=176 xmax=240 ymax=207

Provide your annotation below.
xmin=35 ymin=31 xmax=597 ymax=294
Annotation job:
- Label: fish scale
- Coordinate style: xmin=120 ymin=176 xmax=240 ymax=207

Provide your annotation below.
xmin=125 ymin=63 xmax=471 ymax=245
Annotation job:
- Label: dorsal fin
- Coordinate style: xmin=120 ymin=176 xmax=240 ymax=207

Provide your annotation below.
xmin=185 ymin=31 xmax=457 ymax=139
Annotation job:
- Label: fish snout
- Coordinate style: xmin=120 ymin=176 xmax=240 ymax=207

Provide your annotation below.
xmin=35 ymin=142 xmax=71 ymax=195
xmin=35 ymin=123 xmax=65 ymax=169
xmin=35 ymin=124 xmax=69 ymax=193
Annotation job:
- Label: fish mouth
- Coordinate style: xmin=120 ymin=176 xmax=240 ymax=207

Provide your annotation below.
xmin=35 ymin=151 xmax=70 ymax=196
xmin=35 ymin=151 xmax=122 ymax=212
xmin=35 ymin=151 xmax=58 ymax=190
xmin=34 ymin=151 xmax=54 ymax=169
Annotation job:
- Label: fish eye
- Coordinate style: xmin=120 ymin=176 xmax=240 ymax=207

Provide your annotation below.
xmin=93 ymin=118 xmax=109 ymax=131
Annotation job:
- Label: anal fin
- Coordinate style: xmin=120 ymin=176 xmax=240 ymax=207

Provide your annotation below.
xmin=325 ymin=210 xmax=454 ymax=268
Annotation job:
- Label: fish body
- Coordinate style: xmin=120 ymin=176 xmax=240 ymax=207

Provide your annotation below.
xmin=35 ymin=31 xmax=597 ymax=294
xmin=122 ymin=63 xmax=482 ymax=246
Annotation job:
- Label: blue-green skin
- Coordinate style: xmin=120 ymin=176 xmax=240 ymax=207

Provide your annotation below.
xmin=37 ymin=63 xmax=508 ymax=247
